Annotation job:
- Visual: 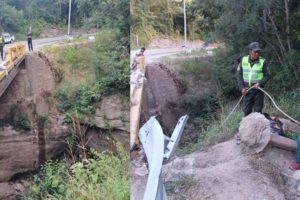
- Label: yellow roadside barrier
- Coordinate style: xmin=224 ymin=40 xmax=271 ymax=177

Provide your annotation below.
xmin=0 ymin=45 xmax=26 ymax=82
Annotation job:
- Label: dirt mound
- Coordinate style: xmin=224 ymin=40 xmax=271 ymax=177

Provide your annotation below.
xmin=163 ymin=139 xmax=297 ymax=199
xmin=141 ymin=63 xmax=185 ymax=133
xmin=131 ymin=139 xmax=298 ymax=199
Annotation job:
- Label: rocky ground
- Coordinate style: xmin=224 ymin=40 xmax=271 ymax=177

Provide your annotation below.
xmin=131 ymin=115 xmax=300 ymax=200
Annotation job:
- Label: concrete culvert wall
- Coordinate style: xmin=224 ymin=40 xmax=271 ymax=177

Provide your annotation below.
xmin=0 ymin=52 xmax=68 ymax=182
xmin=141 ymin=63 xmax=184 ymax=133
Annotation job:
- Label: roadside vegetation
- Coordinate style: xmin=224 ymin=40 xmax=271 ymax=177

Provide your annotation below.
xmin=1 ymin=0 xmax=129 ymax=40
xmin=23 ymin=144 xmax=129 ymax=200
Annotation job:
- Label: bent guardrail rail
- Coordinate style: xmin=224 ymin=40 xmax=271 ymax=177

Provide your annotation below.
xmin=139 ymin=115 xmax=189 ymax=200
xmin=0 ymin=45 xmax=26 ymax=97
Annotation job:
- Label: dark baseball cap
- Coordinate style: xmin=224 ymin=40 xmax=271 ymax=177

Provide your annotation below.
xmin=248 ymin=42 xmax=262 ymax=52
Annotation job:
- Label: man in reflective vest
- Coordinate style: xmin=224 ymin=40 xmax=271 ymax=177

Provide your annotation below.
xmin=0 ymin=35 xmax=4 ymax=61
xmin=237 ymin=42 xmax=270 ymax=116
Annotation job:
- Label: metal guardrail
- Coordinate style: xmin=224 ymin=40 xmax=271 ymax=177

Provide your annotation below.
xmin=0 ymin=45 xmax=26 ymax=97
xmin=139 ymin=115 xmax=189 ymax=200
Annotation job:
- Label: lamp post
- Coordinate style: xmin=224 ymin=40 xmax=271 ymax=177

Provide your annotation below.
xmin=183 ymin=0 xmax=187 ymax=47
xmin=67 ymin=0 xmax=72 ymax=35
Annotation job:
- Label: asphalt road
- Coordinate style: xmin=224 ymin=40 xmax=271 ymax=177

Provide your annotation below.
xmin=4 ymin=36 xmax=66 ymax=52
xmin=131 ymin=47 xmax=192 ymax=64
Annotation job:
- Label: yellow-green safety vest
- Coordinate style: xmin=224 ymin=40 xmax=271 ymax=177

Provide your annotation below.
xmin=242 ymin=56 xmax=265 ymax=85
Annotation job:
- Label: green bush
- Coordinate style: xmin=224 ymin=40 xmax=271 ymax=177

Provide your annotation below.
xmin=54 ymin=67 xmax=65 ymax=83
xmin=182 ymin=92 xmax=220 ymax=118
xmin=23 ymin=144 xmax=130 ymax=200
xmin=16 ymin=116 xmax=31 ymax=131
xmin=58 ymin=46 xmax=93 ymax=71
xmin=92 ymin=29 xmax=129 ymax=80
xmin=0 ymin=113 xmax=31 ymax=131
xmin=55 ymin=83 xmax=100 ymax=118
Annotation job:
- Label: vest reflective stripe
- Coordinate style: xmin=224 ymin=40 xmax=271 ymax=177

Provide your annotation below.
xmin=242 ymin=56 xmax=265 ymax=85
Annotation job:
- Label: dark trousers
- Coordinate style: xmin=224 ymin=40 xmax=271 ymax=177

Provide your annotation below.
xmin=0 ymin=46 xmax=3 ymax=60
xmin=242 ymin=89 xmax=264 ymax=116
xmin=296 ymin=136 xmax=300 ymax=163
xmin=28 ymin=39 xmax=33 ymax=51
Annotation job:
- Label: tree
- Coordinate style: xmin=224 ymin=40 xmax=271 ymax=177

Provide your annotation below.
xmin=0 ymin=2 xmax=25 ymax=32
xmin=192 ymin=0 xmax=300 ymax=90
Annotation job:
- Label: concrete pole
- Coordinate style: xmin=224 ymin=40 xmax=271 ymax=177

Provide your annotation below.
xmin=67 ymin=0 xmax=72 ymax=35
xmin=183 ymin=0 xmax=187 ymax=47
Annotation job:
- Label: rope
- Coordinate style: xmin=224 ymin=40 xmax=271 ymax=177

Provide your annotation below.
xmin=221 ymin=86 xmax=254 ymax=126
xmin=221 ymin=86 xmax=300 ymax=126
xmin=258 ymin=87 xmax=300 ymax=125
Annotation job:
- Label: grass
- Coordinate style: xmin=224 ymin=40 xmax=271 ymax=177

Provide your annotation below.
xmin=263 ymin=89 xmax=300 ymax=123
xmin=177 ymin=105 xmax=243 ymax=156
xmin=40 ymin=44 xmax=96 ymax=91
xmin=177 ymin=88 xmax=300 ymax=156
xmin=165 ymin=173 xmax=196 ymax=200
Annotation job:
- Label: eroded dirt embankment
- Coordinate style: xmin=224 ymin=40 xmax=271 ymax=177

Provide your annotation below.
xmin=141 ymin=63 xmax=185 ymax=133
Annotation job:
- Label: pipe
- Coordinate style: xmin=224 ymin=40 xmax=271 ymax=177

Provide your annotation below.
xmin=269 ymin=134 xmax=297 ymax=152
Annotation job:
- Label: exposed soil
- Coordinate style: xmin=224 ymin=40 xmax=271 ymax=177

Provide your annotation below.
xmin=148 ymin=37 xmax=222 ymax=50
xmin=40 ymin=28 xmax=97 ymax=38
xmin=132 ymin=138 xmax=300 ymax=200
xmin=141 ymin=63 xmax=185 ymax=133
xmin=148 ymin=37 xmax=204 ymax=49
xmin=164 ymin=139 xmax=297 ymax=200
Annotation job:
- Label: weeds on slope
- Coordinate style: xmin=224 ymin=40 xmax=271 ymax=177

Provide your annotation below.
xmin=177 ymin=104 xmax=243 ymax=156
xmin=23 ymin=143 xmax=130 ymax=200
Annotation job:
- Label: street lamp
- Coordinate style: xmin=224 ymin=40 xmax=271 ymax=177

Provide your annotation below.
xmin=67 ymin=0 xmax=72 ymax=35
xmin=183 ymin=0 xmax=187 ymax=47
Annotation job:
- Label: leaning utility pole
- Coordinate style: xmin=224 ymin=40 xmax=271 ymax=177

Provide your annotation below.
xmin=183 ymin=0 xmax=187 ymax=47
xmin=67 ymin=0 xmax=72 ymax=35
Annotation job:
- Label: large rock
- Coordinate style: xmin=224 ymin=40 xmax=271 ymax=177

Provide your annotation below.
xmin=0 ymin=125 xmax=68 ymax=182
xmin=239 ymin=113 xmax=271 ymax=153
xmin=239 ymin=113 xmax=300 ymax=154
xmin=89 ymin=94 xmax=129 ymax=132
